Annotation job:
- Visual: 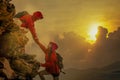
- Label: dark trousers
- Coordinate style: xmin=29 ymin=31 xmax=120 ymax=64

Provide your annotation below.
xmin=38 ymin=70 xmax=59 ymax=80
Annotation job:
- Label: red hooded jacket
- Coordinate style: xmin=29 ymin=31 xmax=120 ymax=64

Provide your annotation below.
xmin=41 ymin=51 xmax=60 ymax=74
xmin=20 ymin=14 xmax=37 ymax=39
xmin=39 ymin=42 xmax=60 ymax=74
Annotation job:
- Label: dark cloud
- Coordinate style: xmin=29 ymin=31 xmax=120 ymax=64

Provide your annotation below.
xmin=54 ymin=32 xmax=91 ymax=69
xmin=95 ymin=26 xmax=108 ymax=43
xmin=88 ymin=26 xmax=120 ymax=68
xmin=53 ymin=26 xmax=120 ymax=69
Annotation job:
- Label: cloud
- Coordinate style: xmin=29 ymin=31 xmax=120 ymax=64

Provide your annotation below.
xmin=52 ymin=26 xmax=120 ymax=69
xmin=88 ymin=26 xmax=120 ymax=68
xmin=54 ymin=32 xmax=91 ymax=69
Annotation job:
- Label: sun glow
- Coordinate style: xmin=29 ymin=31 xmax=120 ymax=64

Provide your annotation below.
xmin=86 ymin=23 xmax=101 ymax=44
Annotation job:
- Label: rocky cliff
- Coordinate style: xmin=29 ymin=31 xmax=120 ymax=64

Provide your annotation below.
xmin=0 ymin=0 xmax=40 ymax=80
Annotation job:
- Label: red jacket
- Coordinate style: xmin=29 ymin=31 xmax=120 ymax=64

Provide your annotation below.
xmin=41 ymin=51 xmax=60 ymax=74
xmin=20 ymin=14 xmax=37 ymax=39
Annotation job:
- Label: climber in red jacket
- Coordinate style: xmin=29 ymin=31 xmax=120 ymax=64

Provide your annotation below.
xmin=17 ymin=11 xmax=43 ymax=45
xmin=38 ymin=41 xmax=60 ymax=80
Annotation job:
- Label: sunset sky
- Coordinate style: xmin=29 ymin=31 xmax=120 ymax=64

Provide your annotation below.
xmin=12 ymin=0 xmax=120 ymax=41
xmin=12 ymin=0 xmax=120 ymax=69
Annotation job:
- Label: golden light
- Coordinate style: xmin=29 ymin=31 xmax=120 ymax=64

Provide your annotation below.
xmin=86 ymin=22 xmax=101 ymax=44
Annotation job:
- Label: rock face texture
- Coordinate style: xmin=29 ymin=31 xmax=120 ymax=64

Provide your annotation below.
xmin=0 ymin=0 xmax=40 ymax=79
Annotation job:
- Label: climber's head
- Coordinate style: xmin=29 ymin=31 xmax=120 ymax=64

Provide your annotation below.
xmin=32 ymin=11 xmax=43 ymax=21
xmin=48 ymin=42 xmax=58 ymax=51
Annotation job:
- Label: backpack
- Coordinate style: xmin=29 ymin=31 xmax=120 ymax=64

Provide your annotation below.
xmin=14 ymin=11 xmax=29 ymax=18
xmin=56 ymin=53 xmax=65 ymax=74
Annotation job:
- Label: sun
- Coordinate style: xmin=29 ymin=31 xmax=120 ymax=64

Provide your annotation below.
xmin=86 ymin=23 xmax=100 ymax=44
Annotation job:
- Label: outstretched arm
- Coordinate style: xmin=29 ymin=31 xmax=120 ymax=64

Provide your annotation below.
xmin=35 ymin=38 xmax=47 ymax=54
xmin=28 ymin=24 xmax=47 ymax=54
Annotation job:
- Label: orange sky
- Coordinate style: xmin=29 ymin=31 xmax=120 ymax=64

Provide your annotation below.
xmin=12 ymin=0 xmax=120 ymax=42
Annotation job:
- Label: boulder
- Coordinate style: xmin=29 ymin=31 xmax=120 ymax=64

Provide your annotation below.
xmin=0 ymin=57 xmax=16 ymax=79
